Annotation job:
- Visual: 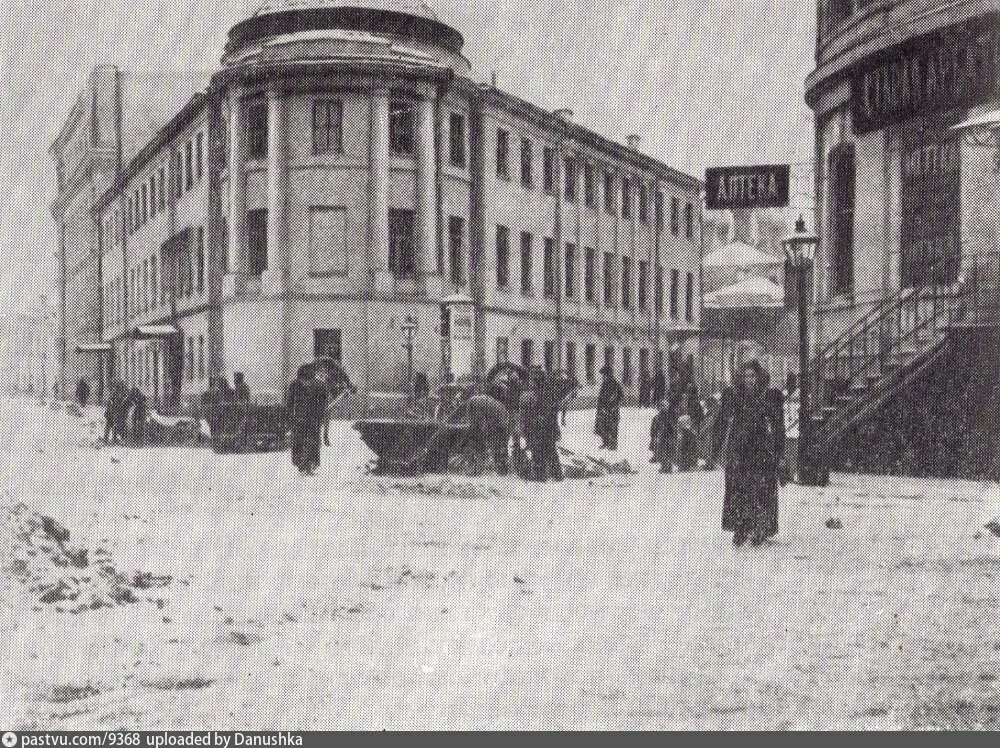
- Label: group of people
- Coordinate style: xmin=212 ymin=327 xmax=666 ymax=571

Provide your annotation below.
xmin=103 ymin=378 xmax=149 ymax=445
xmin=649 ymin=387 xmax=706 ymax=473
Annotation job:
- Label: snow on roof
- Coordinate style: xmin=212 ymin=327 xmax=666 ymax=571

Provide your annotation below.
xmin=703 ymin=276 xmax=785 ymax=309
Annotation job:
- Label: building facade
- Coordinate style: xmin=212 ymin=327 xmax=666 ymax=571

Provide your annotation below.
xmin=805 ymin=0 xmax=1000 ymax=349
xmin=90 ymin=0 xmax=703 ymax=409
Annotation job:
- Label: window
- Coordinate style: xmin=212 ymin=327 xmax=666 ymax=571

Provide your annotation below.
xmin=564 ymin=157 xmax=577 ymax=201
xmin=496 ymin=128 xmax=510 ymax=179
xmin=449 ymin=216 xmax=465 ymax=285
xmin=196 ymin=227 xmax=205 ymax=293
xmin=622 ymin=256 xmax=632 ymax=309
xmin=830 ymin=143 xmax=856 ymax=294
xmin=520 ymin=231 xmax=533 ymax=296
xmin=604 ymin=346 xmax=614 ymax=375
xmin=603 ymin=252 xmax=614 ymax=305
xmin=638 ymin=260 xmax=648 ymax=310
xmin=670 ymin=269 xmax=679 ymax=319
xmin=566 ymin=341 xmax=576 ymax=380
xmin=622 ymin=177 xmax=632 ymax=219
xmin=543 ymin=147 xmax=555 ymax=192
xmin=449 ymin=113 xmax=465 ymax=167
xmin=520 ymin=137 xmax=533 ymax=187
xmin=142 ymin=260 xmax=149 ymax=313
xmin=686 ymin=272 xmax=695 ymax=322
xmin=388 ymin=208 xmax=415 ymax=276
xmin=639 ymin=348 xmax=650 ymax=386
xmin=496 ymin=337 xmax=509 ymax=364
xmin=185 ymin=140 xmax=194 ymax=190
xmin=313 ymin=100 xmax=344 ymax=154
xmin=389 ymin=99 xmax=414 ymax=155
xmin=685 ymin=202 xmax=694 ymax=239
xmin=161 ymin=254 xmax=169 ymax=304
xmin=584 ymin=246 xmax=595 ymax=303
xmin=564 ymin=243 xmax=576 ymax=298
xmin=604 ymin=170 xmax=615 ymax=214
xmin=198 ymin=335 xmax=205 ymax=380
xmin=149 ymin=176 xmax=156 ymax=216
xmin=141 ymin=185 xmax=148 ymax=224
xmin=654 ymin=265 xmax=664 ymax=317
xmin=186 ymin=244 xmax=195 ymax=296
xmin=187 ymin=336 xmax=195 ymax=382
xmin=544 ymin=341 xmax=556 ymax=372
xmin=196 ymin=132 xmax=204 ymax=181
xmin=247 ymin=98 xmax=267 ymax=159
xmin=585 ymin=343 xmax=596 ymax=383
xmin=543 ymin=238 xmax=555 ymax=298
xmin=654 ymin=190 xmax=664 ymax=230
xmin=584 ymin=162 xmax=595 ymax=207
xmin=314 ymin=329 xmax=342 ymax=361
xmin=158 ymin=167 xmax=166 ymax=211
xmin=622 ymin=347 xmax=633 ymax=386
xmin=247 ymin=208 xmax=268 ymax=276
xmin=521 ymin=339 xmax=534 ymax=368
xmin=496 ymin=224 xmax=510 ymax=289
xmin=308 ymin=206 xmax=348 ymax=276
xmin=671 ymin=197 xmax=680 ymax=235
xmin=638 ymin=183 xmax=648 ymax=223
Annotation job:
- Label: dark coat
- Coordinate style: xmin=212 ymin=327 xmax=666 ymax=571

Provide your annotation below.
xmin=287 ymin=377 xmax=328 ymax=470
xmin=649 ymin=406 xmax=677 ymax=466
xmin=466 ymin=393 xmax=512 ymax=473
xmin=595 ymin=376 xmax=624 ymax=445
xmin=716 ymin=386 xmax=786 ymax=538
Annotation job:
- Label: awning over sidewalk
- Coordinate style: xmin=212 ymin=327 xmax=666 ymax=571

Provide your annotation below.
xmin=132 ymin=324 xmax=180 ymax=339
xmin=74 ymin=343 xmax=112 ymax=353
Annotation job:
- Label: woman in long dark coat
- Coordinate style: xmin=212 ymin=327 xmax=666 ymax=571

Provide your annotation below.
xmin=714 ymin=360 xmax=785 ymax=546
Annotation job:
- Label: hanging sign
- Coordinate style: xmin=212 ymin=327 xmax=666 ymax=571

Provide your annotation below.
xmin=705 ymin=165 xmax=790 ymax=209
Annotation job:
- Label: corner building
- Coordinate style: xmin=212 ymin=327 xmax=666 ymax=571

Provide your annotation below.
xmin=805 ymin=0 xmax=1000 ymax=348
xmin=96 ymin=1 xmax=702 ymax=409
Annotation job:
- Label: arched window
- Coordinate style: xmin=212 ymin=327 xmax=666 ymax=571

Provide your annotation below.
xmin=828 ymin=142 xmax=855 ymax=296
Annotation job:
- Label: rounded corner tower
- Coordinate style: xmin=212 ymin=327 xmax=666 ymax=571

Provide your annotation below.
xmin=222 ymin=0 xmax=471 ymax=76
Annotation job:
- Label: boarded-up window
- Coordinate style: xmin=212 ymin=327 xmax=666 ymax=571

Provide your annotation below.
xmin=308 ymin=207 xmax=348 ymax=276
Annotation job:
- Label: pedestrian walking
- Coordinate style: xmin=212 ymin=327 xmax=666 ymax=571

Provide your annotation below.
xmin=595 ymin=365 xmax=624 ymax=450
xmin=713 ymin=360 xmax=786 ymax=547
xmin=650 ymin=369 xmax=667 ymax=410
xmin=287 ymin=363 xmax=328 ymax=475
xmin=520 ymin=368 xmax=571 ymax=481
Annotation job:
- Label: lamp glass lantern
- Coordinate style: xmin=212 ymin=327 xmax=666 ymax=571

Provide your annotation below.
xmin=782 ymin=215 xmax=818 ymax=268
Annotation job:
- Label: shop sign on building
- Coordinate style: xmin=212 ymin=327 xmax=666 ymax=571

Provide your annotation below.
xmin=851 ymin=16 xmax=1000 ymax=134
xmin=705 ymin=165 xmax=790 ymax=209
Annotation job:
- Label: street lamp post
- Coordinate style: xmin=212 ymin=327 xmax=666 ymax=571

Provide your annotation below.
xmin=401 ymin=316 xmax=418 ymax=391
xmin=782 ymin=215 xmax=819 ymax=486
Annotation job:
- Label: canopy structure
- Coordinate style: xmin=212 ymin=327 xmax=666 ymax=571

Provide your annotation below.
xmin=74 ymin=342 xmax=112 ymax=353
xmin=703 ymin=241 xmax=783 ymax=270
xmin=951 ymin=109 xmax=1000 ymax=132
xmin=703 ymin=275 xmax=785 ymax=309
xmin=132 ymin=324 xmax=180 ymax=339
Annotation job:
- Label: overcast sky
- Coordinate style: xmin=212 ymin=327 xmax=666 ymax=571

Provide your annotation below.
xmin=0 ymin=0 xmax=815 ymax=315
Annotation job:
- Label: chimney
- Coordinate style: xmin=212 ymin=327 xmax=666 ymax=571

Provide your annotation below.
xmin=627 ymin=134 xmax=641 ymax=150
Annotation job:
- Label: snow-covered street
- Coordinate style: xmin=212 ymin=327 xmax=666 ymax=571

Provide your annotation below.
xmin=2 ymin=396 xmax=1000 ymax=729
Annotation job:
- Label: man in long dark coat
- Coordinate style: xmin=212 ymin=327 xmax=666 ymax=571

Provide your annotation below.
xmin=520 ymin=368 xmax=572 ymax=481
xmin=595 ymin=365 xmax=624 ymax=450
xmin=713 ymin=360 xmax=786 ymax=546
xmin=287 ymin=363 xmax=328 ymax=475
xmin=104 ymin=378 xmax=126 ymax=444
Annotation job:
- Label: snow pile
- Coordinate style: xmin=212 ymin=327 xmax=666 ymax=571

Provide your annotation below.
xmin=558 ymin=447 xmax=636 ymax=479
xmin=1 ymin=502 xmax=172 ymax=613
